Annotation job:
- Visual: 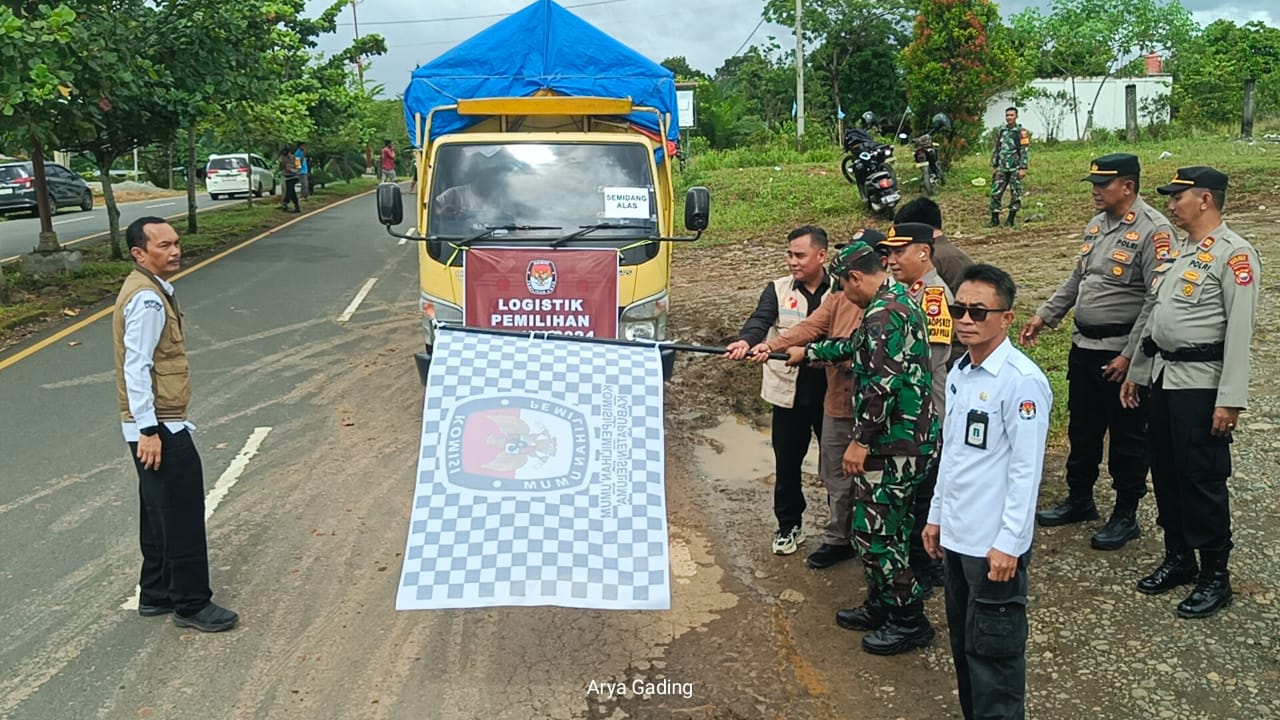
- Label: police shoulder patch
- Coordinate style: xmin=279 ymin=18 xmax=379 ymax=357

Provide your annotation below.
xmin=1228 ymin=252 xmax=1254 ymax=286
xmin=1019 ymin=128 xmax=1030 ymax=145
xmin=1087 ymin=225 xmax=1100 ymax=235
xmin=909 ymin=279 xmax=925 ymax=295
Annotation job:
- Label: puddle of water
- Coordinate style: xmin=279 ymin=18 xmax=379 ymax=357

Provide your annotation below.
xmin=691 ymin=415 xmax=820 ymax=485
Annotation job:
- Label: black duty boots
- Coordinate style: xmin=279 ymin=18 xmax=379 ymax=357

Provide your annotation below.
xmin=1176 ymin=551 xmax=1233 ymax=619
xmin=1004 ymin=209 xmax=1018 ymax=227
xmin=861 ymin=602 xmax=934 ymax=655
xmin=989 ymin=212 xmax=1001 ymax=227
xmin=1091 ymin=508 xmax=1141 ymax=550
xmin=1035 ymin=495 xmax=1099 ymax=527
xmin=1136 ymin=550 xmax=1198 ymax=595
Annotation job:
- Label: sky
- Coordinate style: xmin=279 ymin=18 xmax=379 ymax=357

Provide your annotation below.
xmin=307 ymin=0 xmax=1278 ymax=97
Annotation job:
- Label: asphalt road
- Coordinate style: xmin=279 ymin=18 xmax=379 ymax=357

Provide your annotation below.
xmin=0 ymin=191 xmax=227 ymax=262
xmin=0 ymin=191 xmax=435 ymax=718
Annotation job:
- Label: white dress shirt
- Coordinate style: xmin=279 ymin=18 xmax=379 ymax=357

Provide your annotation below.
xmin=120 ymin=278 xmax=194 ymax=442
xmin=928 ymin=337 xmax=1052 ymax=558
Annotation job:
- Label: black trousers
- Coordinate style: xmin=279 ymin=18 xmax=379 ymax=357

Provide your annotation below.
xmin=1147 ymin=376 xmax=1233 ymax=553
xmin=771 ymin=403 xmax=823 ymax=533
xmin=129 ymin=426 xmax=212 ymax=613
xmin=944 ymin=549 xmax=1030 ymax=720
xmin=908 ymin=448 xmax=940 ymax=577
xmin=282 ymin=177 xmax=300 ymax=209
xmin=1065 ymin=345 xmax=1149 ymax=508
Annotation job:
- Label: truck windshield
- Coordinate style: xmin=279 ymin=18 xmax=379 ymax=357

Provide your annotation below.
xmin=427 ymin=142 xmax=657 ymax=250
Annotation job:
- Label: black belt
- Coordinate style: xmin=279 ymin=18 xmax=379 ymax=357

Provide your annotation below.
xmin=1075 ymin=321 xmax=1135 ymax=339
xmin=1142 ymin=338 xmax=1225 ymax=362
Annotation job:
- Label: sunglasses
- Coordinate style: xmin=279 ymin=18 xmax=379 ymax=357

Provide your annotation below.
xmin=949 ymin=304 xmax=1010 ymax=321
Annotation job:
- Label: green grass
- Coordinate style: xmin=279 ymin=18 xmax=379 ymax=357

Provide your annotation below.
xmin=0 ymin=179 xmax=378 ymax=340
xmin=675 ymin=133 xmax=1280 ymax=441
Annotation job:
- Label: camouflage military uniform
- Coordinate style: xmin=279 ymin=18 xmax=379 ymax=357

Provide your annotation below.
xmin=807 ymin=278 xmax=939 ymax=607
xmin=990 ymin=124 xmax=1029 ymax=213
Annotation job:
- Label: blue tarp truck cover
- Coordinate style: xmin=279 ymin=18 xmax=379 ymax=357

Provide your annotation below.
xmin=402 ymin=0 xmax=679 ymax=157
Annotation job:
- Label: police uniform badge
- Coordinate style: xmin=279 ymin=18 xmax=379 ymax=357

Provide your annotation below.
xmin=922 ymin=286 xmax=953 ymax=344
xmin=1110 ymin=249 xmax=1131 ymax=263
xmin=1111 ymin=265 xmax=1124 ymax=277
xmin=1080 ymin=242 xmax=1093 ymax=254
xmin=1152 ymin=231 xmax=1172 ymax=260
xmin=909 ymin=279 xmax=925 ymax=297
xmin=1122 ymin=211 xmax=1137 ymax=224
xmin=1181 ymin=283 xmax=1195 ymax=297
xmin=1124 ymin=230 xmax=1140 ymax=241
xmin=1197 ymin=252 xmax=1214 ymax=263
xmin=1228 ymin=253 xmax=1254 ymax=286
xmin=1198 ymin=236 xmax=1217 ymax=252
xmin=1088 ymin=225 xmax=1100 ymax=235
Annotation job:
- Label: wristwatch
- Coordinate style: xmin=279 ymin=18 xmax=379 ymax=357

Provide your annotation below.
xmin=139 ymin=425 xmax=160 ymax=437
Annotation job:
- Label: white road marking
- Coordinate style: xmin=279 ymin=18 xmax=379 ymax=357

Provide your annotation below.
xmin=145 ymin=202 xmax=175 ymax=209
xmin=337 ymin=277 xmax=378 ymax=323
xmin=398 ymin=227 xmax=417 ymax=246
xmin=120 ymin=426 xmax=273 ymax=611
xmin=52 ymin=217 xmax=90 ymax=225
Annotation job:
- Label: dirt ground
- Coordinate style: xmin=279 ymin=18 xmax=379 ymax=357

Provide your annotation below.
xmin=648 ymin=207 xmax=1280 ymax=719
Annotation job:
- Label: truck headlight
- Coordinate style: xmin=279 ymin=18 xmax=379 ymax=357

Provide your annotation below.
xmin=421 ymin=294 xmax=462 ymax=346
xmin=620 ymin=291 xmax=668 ymax=341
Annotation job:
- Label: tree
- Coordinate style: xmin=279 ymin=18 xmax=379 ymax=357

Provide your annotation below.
xmin=902 ymin=0 xmax=1017 ymax=158
xmin=0 ymin=2 xmax=97 ymax=252
xmin=714 ymin=45 xmax=794 ymax=131
xmin=764 ymin=0 xmax=912 ymax=131
xmin=660 ymin=56 xmax=709 ymax=83
xmin=1167 ymin=20 xmax=1280 ymax=129
xmin=1008 ymin=0 xmax=1195 ymax=139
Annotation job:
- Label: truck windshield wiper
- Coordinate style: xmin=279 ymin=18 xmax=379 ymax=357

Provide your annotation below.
xmin=551 ymin=223 xmax=653 ymax=247
xmin=453 ymin=224 xmax=562 ymax=247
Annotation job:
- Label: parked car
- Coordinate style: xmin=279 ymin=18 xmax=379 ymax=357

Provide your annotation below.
xmin=205 ymin=152 xmax=277 ymax=200
xmin=0 ymin=160 xmax=94 ymax=216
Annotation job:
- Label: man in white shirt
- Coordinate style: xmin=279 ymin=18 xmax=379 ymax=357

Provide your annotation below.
xmin=112 ymin=217 xmax=238 ymax=633
xmin=924 ymin=264 xmax=1052 ymax=720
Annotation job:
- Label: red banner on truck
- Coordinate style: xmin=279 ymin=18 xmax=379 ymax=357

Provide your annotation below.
xmin=463 ymin=247 xmax=619 ymax=338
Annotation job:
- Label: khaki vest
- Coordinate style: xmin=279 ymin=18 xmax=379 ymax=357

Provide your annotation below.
xmin=761 ymin=275 xmax=830 ymax=408
xmin=113 ymin=267 xmax=191 ymax=422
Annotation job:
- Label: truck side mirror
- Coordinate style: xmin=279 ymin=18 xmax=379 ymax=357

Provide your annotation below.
xmin=684 ymin=186 xmax=710 ymax=232
xmin=376 ymin=182 xmax=403 ymax=226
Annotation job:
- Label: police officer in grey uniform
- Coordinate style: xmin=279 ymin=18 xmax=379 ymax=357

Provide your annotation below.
xmin=1020 ymin=154 xmax=1174 ymax=550
xmin=1121 ymin=167 xmax=1258 ymax=618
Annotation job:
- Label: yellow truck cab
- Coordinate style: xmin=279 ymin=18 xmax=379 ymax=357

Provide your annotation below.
xmin=376 ymin=0 xmax=708 ymax=384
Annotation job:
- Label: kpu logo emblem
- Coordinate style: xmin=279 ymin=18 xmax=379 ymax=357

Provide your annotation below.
xmin=526 ymin=259 xmax=557 ymax=295
xmin=444 ymin=396 xmax=590 ymax=493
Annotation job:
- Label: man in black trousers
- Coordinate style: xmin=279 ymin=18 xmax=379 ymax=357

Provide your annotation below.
xmin=113 ymin=216 xmax=238 ymax=632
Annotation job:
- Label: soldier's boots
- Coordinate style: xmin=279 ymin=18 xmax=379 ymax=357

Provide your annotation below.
xmin=1091 ymin=508 xmax=1141 ymax=550
xmin=1177 ymin=552 xmax=1232 ymax=619
xmin=861 ymin=602 xmax=934 ymax=655
xmin=1136 ymin=550 xmax=1199 ymax=595
xmin=989 ymin=212 xmax=1001 ymax=227
xmin=1035 ymin=495 xmax=1099 ymax=527
xmin=1004 ymin=210 xmax=1018 ymax=227
xmin=836 ymin=598 xmax=888 ymax=632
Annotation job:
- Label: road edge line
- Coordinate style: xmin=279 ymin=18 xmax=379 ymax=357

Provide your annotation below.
xmin=0 ymin=187 xmax=380 ymax=374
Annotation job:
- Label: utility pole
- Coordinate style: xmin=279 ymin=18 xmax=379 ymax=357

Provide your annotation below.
xmin=795 ymin=0 xmax=805 ymax=144
xmin=351 ymin=0 xmax=365 ymax=89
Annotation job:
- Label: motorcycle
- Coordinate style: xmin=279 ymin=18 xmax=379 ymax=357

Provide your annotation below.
xmin=897 ymin=113 xmax=950 ymax=198
xmin=840 ymin=127 xmax=901 ymax=217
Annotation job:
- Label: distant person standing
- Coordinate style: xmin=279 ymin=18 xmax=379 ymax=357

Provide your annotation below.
xmin=294 ymin=142 xmax=310 ymax=199
xmin=990 ymin=107 xmax=1029 ymax=228
xmin=113 ymin=217 xmax=238 ymax=633
xmin=278 ymin=148 xmax=300 ymax=213
xmin=380 ymin=140 xmax=397 ymax=182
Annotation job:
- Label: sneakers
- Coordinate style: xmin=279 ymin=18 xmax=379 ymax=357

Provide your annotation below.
xmin=173 ymin=603 xmax=239 ymax=633
xmin=772 ymin=526 xmax=805 ymax=556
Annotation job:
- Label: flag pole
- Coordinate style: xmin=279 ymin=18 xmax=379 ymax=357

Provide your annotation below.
xmin=437 ymin=324 xmax=791 ymax=361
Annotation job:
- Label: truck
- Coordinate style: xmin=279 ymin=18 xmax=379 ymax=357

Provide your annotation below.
xmin=375 ymin=0 xmax=709 ymax=384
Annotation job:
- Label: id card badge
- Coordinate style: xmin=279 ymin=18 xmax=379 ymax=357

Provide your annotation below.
xmin=966 ymin=410 xmax=989 ymax=450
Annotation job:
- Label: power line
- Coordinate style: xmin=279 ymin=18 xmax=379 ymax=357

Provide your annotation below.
xmin=730 ymin=16 xmax=767 ymax=59
xmin=338 ymin=0 xmax=626 ymax=27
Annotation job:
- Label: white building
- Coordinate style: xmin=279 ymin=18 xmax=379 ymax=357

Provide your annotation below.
xmin=986 ymin=75 xmax=1172 ymax=141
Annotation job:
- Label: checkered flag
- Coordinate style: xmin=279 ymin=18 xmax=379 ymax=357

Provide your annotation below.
xmin=396 ymin=326 xmax=670 ymax=610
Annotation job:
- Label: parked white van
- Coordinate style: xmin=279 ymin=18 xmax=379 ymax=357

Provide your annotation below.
xmin=205 ymin=153 xmax=276 ymax=199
